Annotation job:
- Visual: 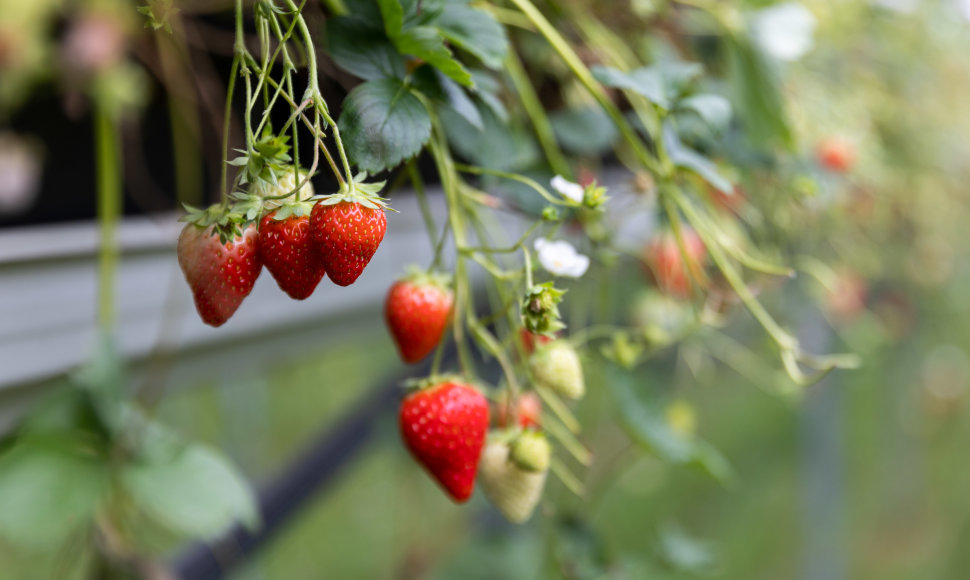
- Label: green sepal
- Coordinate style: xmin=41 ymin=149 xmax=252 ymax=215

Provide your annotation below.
xmin=228 ymin=132 xmax=294 ymax=187
xmin=521 ymin=282 xmax=567 ymax=337
xmin=399 ymin=265 xmax=453 ymax=292
xmin=178 ymin=203 xmax=252 ymax=245
xmin=267 ymin=199 xmax=315 ymax=221
xmin=309 ymin=172 xmax=392 ymax=211
xmin=401 ymin=374 xmax=483 ymax=394
xmin=582 ymin=181 xmax=610 ymax=211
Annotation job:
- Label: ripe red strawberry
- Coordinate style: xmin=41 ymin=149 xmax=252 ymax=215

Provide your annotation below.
xmin=310 ymin=181 xmax=388 ymax=286
xmin=177 ymin=214 xmax=262 ymax=327
xmin=399 ymin=380 xmax=489 ymax=503
xmin=643 ymin=228 xmax=707 ymax=298
xmin=710 ymin=184 xmax=746 ymax=214
xmin=258 ymin=203 xmax=326 ymax=300
xmin=385 ymin=271 xmax=453 ymax=363
xmin=816 ymin=137 xmax=856 ymax=173
xmin=496 ymin=391 xmax=542 ymax=429
xmin=519 ymin=328 xmax=555 ymax=355
xmin=825 ymin=269 xmax=868 ymax=321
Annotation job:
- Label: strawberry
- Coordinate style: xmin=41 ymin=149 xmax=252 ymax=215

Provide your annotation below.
xmin=399 ymin=380 xmax=489 ymax=503
xmin=519 ymin=328 xmax=555 ymax=355
xmin=478 ymin=432 xmax=550 ymax=523
xmin=310 ymin=178 xmax=389 ymax=287
xmin=710 ymin=184 xmax=745 ymax=214
xmin=816 ymin=136 xmax=856 ymax=173
xmin=258 ymin=202 xmax=326 ymax=300
xmin=643 ymin=228 xmax=707 ymax=298
xmin=825 ymin=269 xmax=868 ymax=321
xmin=177 ymin=206 xmax=262 ymax=327
xmin=496 ymin=391 xmax=542 ymax=429
xmin=385 ymin=270 xmax=453 ymax=363
xmin=530 ymin=340 xmax=585 ymax=400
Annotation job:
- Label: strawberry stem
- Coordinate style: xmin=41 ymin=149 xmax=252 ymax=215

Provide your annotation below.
xmin=95 ymin=103 xmax=121 ymax=332
xmin=430 ymin=125 xmax=475 ymax=375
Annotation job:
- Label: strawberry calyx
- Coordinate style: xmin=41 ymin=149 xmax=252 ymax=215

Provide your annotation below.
xmin=521 ymin=282 xmax=566 ymax=336
xmin=179 ymin=203 xmax=252 ymax=245
xmin=310 ymin=172 xmax=391 ymax=211
xmin=227 ymin=129 xmax=294 ymax=187
xmin=261 ymin=198 xmax=315 ymax=222
xmin=399 ymin=265 xmax=452 ymax=292
xmin=402 ymin=374 xmax=475 ymax=394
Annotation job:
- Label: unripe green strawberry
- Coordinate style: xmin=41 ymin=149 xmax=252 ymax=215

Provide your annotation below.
xmin=478 ymin=438 xmax=548 ymax=524
xmin=530 ymin=340 xmax=585 ymax=400
xmin=509 ymin=431 xmax=551 ymax=473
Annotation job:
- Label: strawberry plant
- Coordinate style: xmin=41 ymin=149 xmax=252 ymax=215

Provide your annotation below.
xmin=17 ymin=0 xmax=958 ymax=575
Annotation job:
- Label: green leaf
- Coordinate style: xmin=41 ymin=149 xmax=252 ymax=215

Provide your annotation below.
xmin=0 ymin=443 xmax=107 ymax=548
xmin=663 ymin=123 xmax=733 ymax=194
xmin=725 ymin=36 xmax=793 ymax=149
xmin=440 ymin=103 xmax=538 ymax=172
xmin=678 ymin=94 xmax=732 ymax=132
xmin=410 ymin=66 xmax=482 ymax=128
xmin=122 ymin=443 xmax=259 ymax=540
xmin=608 ymin=365 xmax=734 ymax=485
xmin=342 ymin=0 xmax=385 ymax=29
xmin=436 ymin=3 xmax=509 ymax=69
xmin=377 ymin=0 xmax=472 ymax=86
xmin=690 ymin=440 xmax=736 ymax=485
xmin=593 ymin=65 xmax=667 ymax=108
xmin=658 ymin=523 xmax=716 ymax=574
xmin=439 ymin=72 xmax=483 ymax=129
xmin=468 ymin=69 xmax=508 ymax=122
xmin=72 ymin=336 xmax=126 ymax=436
xmin=338 ymin=78 xmax=432 ymax=173
xmin=549 ymin=106 xmax=619 ymax=156
xmin=396 ymin=26 xmax=473 ymax=86
xmin=377 ymin=0 xmax=405 ymax=37
xmin=592 ymin=62 xmax=703 ymax=110
xmin=609 ymin=367 xmax=693 ymax=462
xmin=327 ymin=17 xmax=406 ymax=80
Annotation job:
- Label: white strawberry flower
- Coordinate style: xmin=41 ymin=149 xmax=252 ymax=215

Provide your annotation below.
xmin=550 ymin=175 xmax=584 ymax=203
xmin=534 ymin=238 xmax=590 ymax=278
xmin=750 ymin=2 xmax=817 ymax=62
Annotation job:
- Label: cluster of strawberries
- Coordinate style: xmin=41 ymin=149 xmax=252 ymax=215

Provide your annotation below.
xmin=388 ymin=277 xmax=585 ymax=522
xmin=176 ymin=164 xmax=587 ymax=523
xmin=176 ymin=172 xmax=388 ymax=327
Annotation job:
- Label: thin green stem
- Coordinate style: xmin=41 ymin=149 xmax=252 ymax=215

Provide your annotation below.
xmin=454 ymin=163 xmax=566 ymax=206
xmin=408 ymin=160 xmax=438 ymax=254
xmin=317 ymin=104 xmax=353 ymax=184
xmin=523 ymin=247 xmax=534 ymax=288
xmin=460 ymin=220 xmax=540 ymax=254
xmin=430 ymin=127 xmax=474 ymax=374
xmin=669 ymin=187 xmax=797 ymax=351
xmin=505 ymin=48 xmax=571 ymax=178
xmin=506 ymin=0 xmax=663 ymax=177
xmin=550 ymin=457 xmax=585 ymax=496
xmin=469 ymin=318 xmax=520 ymax=394
xmin=220 ymin=58 xmax=240 ymax=200
xmin=320 ymin=0 xmax=348 ymax=16
xmin=243 ymin=66 xmax=254 ymax=145
xmin=95 ymin=105 xmax=121 ymax=333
